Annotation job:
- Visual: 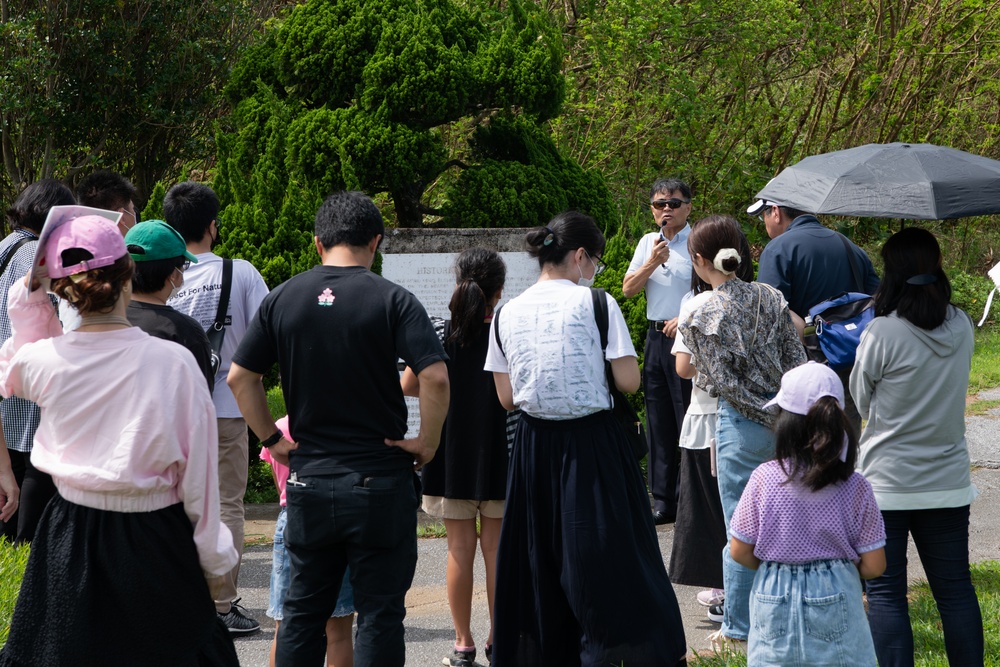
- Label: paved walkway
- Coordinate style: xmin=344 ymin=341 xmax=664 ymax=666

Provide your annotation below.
xmin=231 ymin=392 xmax=1000 ymax=665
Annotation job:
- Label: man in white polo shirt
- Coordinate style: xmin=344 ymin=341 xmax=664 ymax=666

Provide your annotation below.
xmin=623 ymin=178 xmax=693 ymax=525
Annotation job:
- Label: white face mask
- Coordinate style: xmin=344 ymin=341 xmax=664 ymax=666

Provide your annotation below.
xmin=577 ymin=251 xmax=597 ymax=287
xmin=168 ymin=275 xmax=182 ymax=300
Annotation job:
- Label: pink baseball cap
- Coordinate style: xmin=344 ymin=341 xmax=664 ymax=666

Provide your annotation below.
xmin=763 ymin=361 xmax=845 ymax=415
xmin=44 ymin=215 xmax=128 ymax=279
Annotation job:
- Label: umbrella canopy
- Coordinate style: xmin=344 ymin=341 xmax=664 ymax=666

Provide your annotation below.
xmin=755 ymin=142 xmax=1000 ymax=220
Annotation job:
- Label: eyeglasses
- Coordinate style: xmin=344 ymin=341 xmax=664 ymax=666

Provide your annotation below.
xmin=177 ymin=260 xmax=191 ymax=273
xmin=586 ymin=250 xmax=606 ymax=276
xmin=650 ymin=198 xmax=689 ymax=210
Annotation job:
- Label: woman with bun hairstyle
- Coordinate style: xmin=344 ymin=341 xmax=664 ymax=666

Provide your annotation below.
xmin=401 ymin=248 xmax=509 ymax=667
xmin=678 ymin=214 xmax=806 ymax=652
xmin=851 ymin=228 xmax=982 ymax=667
xmin=484 ymin=211 xmax=686 ymax=667
xmin=0 ymin=215 xmax=239 ymax=666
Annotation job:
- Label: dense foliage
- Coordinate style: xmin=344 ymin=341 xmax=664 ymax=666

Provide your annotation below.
xmin=0 ymin=0 xmax=277 ymax=210
xmin=213 ymin=0 xmax=615 ymax=287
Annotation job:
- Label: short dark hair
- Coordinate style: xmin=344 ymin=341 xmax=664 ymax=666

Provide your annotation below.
xmin=163 ymin=182 xmax=220 ymax=244
xmin=525 ymin=210 xmax=605 ymax=269
xmin=649 ymin=178 xmax=691 ymax=201
xmin=313 ymin=191 xmax=385 ymax=249
xmin=777 ymin=206 xmax=808 ymax=220
xmin=6 ymin=179 xmax=76 ymax=233
xmin=129 ymin=254 xmax=184 ymax=294
xmin=773 ymin=397 xmax=858 ymax=492
xmin=873 ymin=227 xmax=951 ymax=330
xmin=77 ymin=170 xmax=137 ymax=211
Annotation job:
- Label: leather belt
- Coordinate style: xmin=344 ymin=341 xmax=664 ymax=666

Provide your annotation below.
xmin=648 ymin=319 xmax=667 ymax=331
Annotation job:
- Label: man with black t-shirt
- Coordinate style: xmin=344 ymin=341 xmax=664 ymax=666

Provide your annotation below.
xmin=124 ymin=220 xmax=214 ymax=392
xmin=228 ymin=191 xmax=450 ymax=667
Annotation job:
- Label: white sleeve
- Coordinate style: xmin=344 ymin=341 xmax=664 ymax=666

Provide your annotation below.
xmin=484 ymin=312 xmax=509 ymax=373
xmin=605 ymin=293 xmax=637 ymax=360
xmin=626 ymin=234 xmax=653 ymax=275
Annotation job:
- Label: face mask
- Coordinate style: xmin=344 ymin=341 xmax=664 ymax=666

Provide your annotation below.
xmin=577 ymin=253 xmax=597 ymax=288
xmin=210 ymin=226 xmax=222 ymax=250
xmin=168 ymin=275 xmax=182 ymax=300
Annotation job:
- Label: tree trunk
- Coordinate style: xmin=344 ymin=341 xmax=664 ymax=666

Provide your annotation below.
xmin=392 ymin=184 xmax=425 ymax=228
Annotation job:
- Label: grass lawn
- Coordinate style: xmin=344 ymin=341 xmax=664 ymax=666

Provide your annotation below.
xmin=970 ymin=327 xmax=1000 ymax=394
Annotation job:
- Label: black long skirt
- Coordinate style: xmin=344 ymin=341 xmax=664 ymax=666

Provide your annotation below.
xmin=493 ymin=411 xmax=687 ymax=667
xmin=668 ymin=448 xmax=727 ymax=589
xmin=0 ymin=495 xmax=238 ymax=667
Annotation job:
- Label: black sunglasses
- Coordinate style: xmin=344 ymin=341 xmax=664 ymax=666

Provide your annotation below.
xmin=651 ymin=198 xmax=689 ymax=210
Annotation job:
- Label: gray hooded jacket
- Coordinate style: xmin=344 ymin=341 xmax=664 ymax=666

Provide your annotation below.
xmin=851 ymin=305 xmax=975 ymax=508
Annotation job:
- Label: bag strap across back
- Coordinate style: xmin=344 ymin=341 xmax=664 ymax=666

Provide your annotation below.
xmin=0 ymin=236 xmax=32 ymax=280
xmin=212 ymin=258 xmax=233 ymax=333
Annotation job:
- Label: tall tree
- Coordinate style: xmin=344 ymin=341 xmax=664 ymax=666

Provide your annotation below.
xmin=214 ymin=0 xmax=614 ymax=287
xmin=0 ymin=0 xmax=276 ymax=207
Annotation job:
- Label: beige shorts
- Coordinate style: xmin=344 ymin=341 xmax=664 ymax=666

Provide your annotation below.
xmin=422 ymin=495 xmax=505 ymax=520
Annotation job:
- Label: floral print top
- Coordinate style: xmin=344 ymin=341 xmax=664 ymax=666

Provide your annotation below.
xmin=679 ymin=279 xmax=806 ymax=426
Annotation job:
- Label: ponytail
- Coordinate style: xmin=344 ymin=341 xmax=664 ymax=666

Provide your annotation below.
xmin=448 ymin=248 xmax=506 ymax=347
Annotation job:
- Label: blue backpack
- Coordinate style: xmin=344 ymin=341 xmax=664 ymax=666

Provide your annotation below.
xmin=804 ymin=292 xmax=874 ymax=370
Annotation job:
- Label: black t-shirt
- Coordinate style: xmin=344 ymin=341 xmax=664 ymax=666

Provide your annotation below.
xmin=232 ymin=265 xmax=447 ymax=475
xmin=126 ymin=301 xmax=215 ymax=393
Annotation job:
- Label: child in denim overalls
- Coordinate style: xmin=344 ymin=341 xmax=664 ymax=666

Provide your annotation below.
xmin=730 ymin=362 xmax=886 ymax=666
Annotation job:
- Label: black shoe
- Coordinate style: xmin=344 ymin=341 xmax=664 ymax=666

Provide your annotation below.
xmin=442 ymin=646 xmax=476 ymax=667
xmin=707 ymin=603 xmax=724 ymax=623
xmin=653 ymin=510 xmax=675 ymax=525
xmin=217 ymin=598 xmax=260 ymax=635
xmin=485 ymin=643 xmax=493 ymax=665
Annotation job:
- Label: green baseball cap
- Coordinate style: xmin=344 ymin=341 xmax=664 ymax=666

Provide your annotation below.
xmin=125 ymin=220 xmax=198 ymax=263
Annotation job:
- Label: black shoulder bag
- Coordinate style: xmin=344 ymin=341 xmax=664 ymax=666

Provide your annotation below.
xmin=590 ymin=288 xmax=648 ymax=461
xmin=206 ymin=259 xmax=233 ymax=376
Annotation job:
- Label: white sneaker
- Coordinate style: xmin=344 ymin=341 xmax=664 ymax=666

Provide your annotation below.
xmin=696 ymin=588 xmax=725 ymax=606
xmin=708 ymin=629 xmax=746 ymax=656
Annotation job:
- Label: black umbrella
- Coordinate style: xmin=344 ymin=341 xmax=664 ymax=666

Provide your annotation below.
xmin=755 ymin=142 xmax=1000 ymax=220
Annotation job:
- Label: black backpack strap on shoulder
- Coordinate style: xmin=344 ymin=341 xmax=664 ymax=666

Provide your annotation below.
xmin=591 ymin=287 xmax=609 ymax=353
xmin=492 ymin=304 xmax=504 ymax=356
xmin=212 ymin=258 xmax=233 ymax=332
xmin=0 ymin=236 xmax=32 ymax=279
xmin=838 ymin=233 xmax=863 ymax=293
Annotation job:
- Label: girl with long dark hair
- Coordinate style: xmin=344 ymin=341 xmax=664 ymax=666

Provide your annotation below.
xmin=850 ymin=227 xmax=982 ymax=666
xmin=402 ymin=248 xmax=509 ymax=667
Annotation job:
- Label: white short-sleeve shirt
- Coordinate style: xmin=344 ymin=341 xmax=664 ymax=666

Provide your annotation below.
xmin=673 ymin=290 xmax=718 ymax=417
xmin=626 ymin=226 xmax=692 ymax=320
xmin=485 ymin=279 xmax=636 ymax=420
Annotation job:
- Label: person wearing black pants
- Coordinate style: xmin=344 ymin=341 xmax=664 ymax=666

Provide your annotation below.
xmin=623 ymin=178 xmax=694 ymax=524
xmin=1 ymin=449 xmax=55 ymax=544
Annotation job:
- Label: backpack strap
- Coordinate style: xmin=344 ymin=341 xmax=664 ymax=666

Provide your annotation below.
xmin=0 ymin=236 xmax=32 ymax=280
xmin=591 ymin=287 xmax=609 ymax=353
xmin=212 ymin=258 xmax=233 ymax=333
xmin=492 ymin=304 xmax=504 ymax=355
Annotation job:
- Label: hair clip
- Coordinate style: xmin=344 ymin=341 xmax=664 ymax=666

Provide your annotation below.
xmin=905 ymin=273 xmax=938 ymax=285
xmin=69 ymin=272 xmax=89 ymax=284
xmin=712 ymin=248 xmax=741 ymax=275
xmin=542 ymin=227 xmax=555 ymax=246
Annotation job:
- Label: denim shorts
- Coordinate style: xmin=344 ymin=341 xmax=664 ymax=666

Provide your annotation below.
xmin=267 ymin=507 xmax=355 ymax=621
xmin=749 ymin=559 xmax=877 ymax=667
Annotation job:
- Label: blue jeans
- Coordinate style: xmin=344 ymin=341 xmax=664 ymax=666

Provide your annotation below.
xmin=716 ymin=400 xmax=775 ymax=641
xmin=749 ymin=560 xmax=876 ymax=666
xmin=267 ymin=507 xmax=354 ymax=621
xmin=866 ymin=506 xmax=983 ymax=667
xmin=276 ymin=470 xmax=418 ymax=667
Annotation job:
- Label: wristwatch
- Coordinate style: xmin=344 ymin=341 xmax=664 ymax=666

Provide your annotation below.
xmin=260 ymin=431 xmax=283 ymax=448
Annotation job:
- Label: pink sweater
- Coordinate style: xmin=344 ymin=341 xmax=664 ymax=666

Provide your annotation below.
xmin=0 ymin=280 xmax=237 ymax=576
